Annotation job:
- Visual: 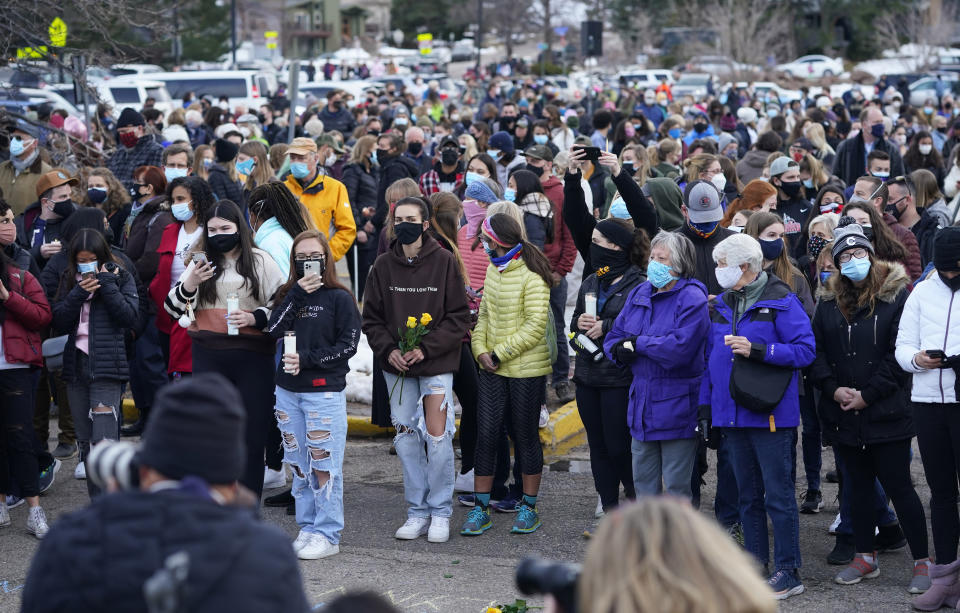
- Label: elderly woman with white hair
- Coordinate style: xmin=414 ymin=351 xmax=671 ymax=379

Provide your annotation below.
xmin=698 ymin=233 xmax=815 ymax=601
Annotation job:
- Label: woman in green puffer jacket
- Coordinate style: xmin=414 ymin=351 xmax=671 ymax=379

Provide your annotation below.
xmin=463 ymin=213 xmax=555 ymax=538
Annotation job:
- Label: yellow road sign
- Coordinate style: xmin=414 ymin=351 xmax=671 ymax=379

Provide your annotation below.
xmin=264 ymin=30 xmax=278 ymax=39
xmin=49 ymin=17 xmax=67 ymax=48
xmin=17 ymin=47 xmax=47 ymax=59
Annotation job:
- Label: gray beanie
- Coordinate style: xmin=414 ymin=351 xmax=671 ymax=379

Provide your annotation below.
xmin=831 ymin=216 xmax=875 ymax=265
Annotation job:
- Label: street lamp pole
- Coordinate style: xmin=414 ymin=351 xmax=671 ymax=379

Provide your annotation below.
xmin=475 ymin=0 xmax=482 ymax=78
xmin=231 ymin=0 xmax=237 ymax=68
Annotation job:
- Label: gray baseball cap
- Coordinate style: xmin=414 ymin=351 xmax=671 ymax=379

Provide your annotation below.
xmin=683 ymin=180 xmax=723 ymax=224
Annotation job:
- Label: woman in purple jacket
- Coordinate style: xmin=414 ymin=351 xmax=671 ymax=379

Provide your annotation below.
xmin=699 ymin=233 xmax=816 ymax=601
xmin=604 ymin=230 xmax=709 ymax=501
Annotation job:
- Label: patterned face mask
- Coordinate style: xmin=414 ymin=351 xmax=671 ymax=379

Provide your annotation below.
xmin=808 ymin=234 xmax=828 ymax=259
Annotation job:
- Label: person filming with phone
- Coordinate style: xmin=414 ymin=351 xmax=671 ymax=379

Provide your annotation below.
xmin=896 ymin=227 xmax=960 ymax=610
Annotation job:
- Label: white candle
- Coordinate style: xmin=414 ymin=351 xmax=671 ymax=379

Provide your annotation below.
xmin=226 ymin=292 xmax=239 ymax=336
xmin=585 ymin=292 xmax=597 ymax=317
xmin=284 ymin=332 xmax=296 ymax=373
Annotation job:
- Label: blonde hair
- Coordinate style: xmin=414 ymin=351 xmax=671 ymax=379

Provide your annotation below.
xmin=486 ymin=201 xmax=528 ymax=240
xmin=239 ymin=141 xmax=273 ymax=191
xmin=458 ymin=134 xmax=479 ymax=160
xmin=580 ymin=498 xmax=776 ymax=613
xmin=350 ymin=135 xmax=377 ymax=167
xmin=621 ymin=144 xmax=650 ymax=187
xmin=682 ymin=153 xmax=718 ymax=183
xmin=803 ymin=122 xmax=835 ymax=156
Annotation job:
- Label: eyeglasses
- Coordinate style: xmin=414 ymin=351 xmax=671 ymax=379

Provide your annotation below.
xmin=837 ymin=248 xmax=869 ymax=264
xmin=294 ymin=253 xmax=325 ymax=261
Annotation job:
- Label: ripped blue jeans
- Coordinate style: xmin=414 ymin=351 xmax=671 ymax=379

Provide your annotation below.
xmin=274 ymin=387 xmax=347 ymax=544
xmin=382 ymin=372 xmax=456 ymax=519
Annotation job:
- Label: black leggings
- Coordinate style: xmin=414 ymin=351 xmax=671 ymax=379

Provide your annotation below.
xmin=475 ymin=372 xmax=545 ymax=478
xmin=193 ymin=344 xmax=275 ymax=500
xmin=0 ymin=369 xmax=40 ymax=498
xmin=835 ymin=439 xmax=928 ymax=559
xmin=454 ymin=343 xmax=479 ymax=473
xmin=916 ymin=402 xmax=960 ymax=563
xmin=576 ymin=384 xmax=634 ymax=510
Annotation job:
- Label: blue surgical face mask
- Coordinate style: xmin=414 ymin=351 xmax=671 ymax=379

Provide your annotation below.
xmin=503 ymin=187 xmax=516 ymax=202
xmin=767 ymin=109 xmax=778 ymax=118
xmin=465 ymin=171 xmax=484 ymax=186
xmin=77 ymin=261 xmax=98 ymax=275
xmin=487 ymin=148 xmax=501 ymax=161
xmin=290 ymin=162 xmax=310 ymax=179
xmin=533 ymin=134 xmax=549 ymax=145
xmin=235 ymin=158 xmax=255 ymax=175
xmin=164 ymin=167 xmax=188 ymax=183
xmin=668 ymin=128 xmax=682 ymax=139
xmin=608 ymin=198 xmax=629 ymax=219
xmin=840 ymin=256 xmax=871 ymax=281
xmin=646 ymin=260 xmax=677 ymax=288
xmin=481 ymin=238 xmax=497 ymax=258
xmin=9 ymin=136 xmax=32 ymax=157
xmin=394 ymin=116 xmax=408 ymax=127
xmin=802 ymin=178 xmax=814 ymax=189
xmin=202 ymin=158 xmax=213 ymax=170
xmin=819 ymin=271 xmax=833 ymax=285
xmin=171 ymin=202 xmax=194 ymax=221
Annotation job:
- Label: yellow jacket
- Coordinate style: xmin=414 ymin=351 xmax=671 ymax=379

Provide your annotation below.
xmin=284 ymin=171 xmax=356 ymax=260
xmin=472 ymin=258 xmax=553 ymax=378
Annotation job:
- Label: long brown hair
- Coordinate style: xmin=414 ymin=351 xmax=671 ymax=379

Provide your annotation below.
xmin=429 ymin=192 xmax=470 ymax=283
xmin=239 ymin=141 xmax=273 ymax=191
xmin=744 ymin=211 xmax=804 ymax=292
xmin=383 ymin=178 xmax=422 ymax=241
xmin=828 ymin=253 xmax=886 ymax=318
xmin=841 ymin=202 xmax=908 ymax=263
xmin=273 ymin=230 xmax=353 ymax=305
xmin=484 ymin=213 xmax=557 ymax=287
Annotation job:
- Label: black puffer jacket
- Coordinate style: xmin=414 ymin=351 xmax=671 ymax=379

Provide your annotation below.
xmin=571 ymin=266 xmax=646 ymax=388
xmin=51 ymin=265 xmax=140 ymax=383
xmin=207 ymin=165 xmax=245 ymax=211
xmin=373 ymin=154 xmax=421 ymax=229
xmin=810 ymin=260 xmax=912 ymax=448
xmin=21 ymin=490 xmax=310 ymax=613
xmin=341 ymin=161 xmax=380 ymax=236
xmin=680 ymin=223 xmax=736 ymax=296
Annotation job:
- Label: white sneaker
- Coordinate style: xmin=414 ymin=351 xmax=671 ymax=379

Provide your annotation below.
xmin=74 ymin=462 xmax=86 ymax=480
xmin=454 ymin=468 xmax=474 ymax=493
xmin=427 ymin=516 xmax=450 ymax=543
xmin=595 ymin=496 xmax=605 ymax=519
xmin=394 ymin=517 xmax=430 ymax=540
xmin=27 ymin=506 xmax=49 ymax=539
xmin=298 ymin=533 xmax=340 ymax=559
xmin=0 ymin=502 xmax=9 ymax=528
xmin=828 ymin=512 xmax=841 ymax=535
xmin=293 ymin=530 xmax=311 ymax=552
xmin=539 ymin=406 xmax=550 ymax=429
xmin=263 ymin=467 xmax=286 ymax=490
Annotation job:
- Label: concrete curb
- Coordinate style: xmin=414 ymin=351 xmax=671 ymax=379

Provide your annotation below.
xmin=123 ymin=398 xmax=587 ymax=453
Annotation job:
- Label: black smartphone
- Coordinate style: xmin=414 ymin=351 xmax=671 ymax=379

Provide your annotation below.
xmin=926 ymin=349 xmax=947 ymax=360
xmin=573 ymin=145 xmax=601 ymax=162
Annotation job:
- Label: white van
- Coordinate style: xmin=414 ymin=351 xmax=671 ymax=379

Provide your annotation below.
xmin=48 ymin=78 xmax=173 ymax=118
xmin=616 ymin=68 xmax=674 ymax=90
xmin=149 ymin=70 xmax=274 ymax=110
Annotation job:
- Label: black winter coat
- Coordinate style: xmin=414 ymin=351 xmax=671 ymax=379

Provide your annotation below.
xmin=373 ymin=154 xmax=421 ymax=229
xmin=21 ymin=490 xmax=310 ymax=613
xmin=680 ymin=224 xmax=737 ymax=296
xmin=207 ymin=165 xmax=245 ymax=211
xmin=51 ymin=266 xmax=140 ymax=383
xmin=810 ymin=260 xmax=913 ymax=448
xmin=342 ymin=161 xmax=380 ymax=247
xmin=571 ymin=266 xmax=646 ymax=388
xmin=833 ymin=133 xmax=905 ymax=187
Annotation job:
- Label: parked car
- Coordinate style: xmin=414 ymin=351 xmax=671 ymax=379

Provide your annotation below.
xmin=617 ymin=68 xmax=675 ymax=91
xmin=672 ymin=73 xmax=713 ymax=99
xmin=908 ymin=74 xmax=960 ymax=107
xmin=776 ymin=55 xmax=844 ymax=78
xmin=298 ymin=80 xmax=371 ymax=107
xmin=110 ymin=64 xmax=165 ymax=78
xmin=0 ymin=87 xmax=81 ymax=116
xmin=147 ymin=70 xmax=274 ymax=111
xmin=451 ymin=40 xmax=475 ymax=62
xmin=682 ymin=55 xmax=760 ymax=77
xmin=726 ymin=81 xmax=803 ymax=104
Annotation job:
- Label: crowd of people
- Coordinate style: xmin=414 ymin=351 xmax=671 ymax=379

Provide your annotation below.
xmin=1 ymin=67 xmax=959 ymax=610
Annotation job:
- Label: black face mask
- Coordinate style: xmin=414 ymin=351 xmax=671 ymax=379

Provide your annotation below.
xmin=941 ymin=271 xmax=960 ymax=292
xmin=295 ymin=259 xmax=325 ymax=279
xmin=621 ymin=161 xmax=635 ymax=175
xmin=367 ymin=129 xmax=380 ymax=137
xmin=693 ymin=122 xmax=708 ymax=133
xmin=441 ymin=149 xmax=459 ymax=166
xmin=525 ymin=163 xmax=544 ymax=178
xmin=394 ymin=222 xmax=424 ymax=245
xmin=778 ymin=180 xmax=802 ymax=199
xmin=52 ymin=199 xmax=74 ymax=218
xmin=590 ymin=244 xmax=630 ymax=285
xmin=862 ymin=226 xmax=875 ymax=241
xmin=407 ymin=142 xmax=423 ymax=156
xmin=207 ymin=232 xmax=240 ymax=253
xmin=375 ymin=149 xmax=393 ymax=165
xmin=104 ymin=225 xmax=116 ymax=245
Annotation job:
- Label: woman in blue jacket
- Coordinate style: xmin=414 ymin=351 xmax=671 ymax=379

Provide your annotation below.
xmin=699 ymin=233 xmax=815 ymax=601
xmin=604 ymin=230 xmax=709 ymax=502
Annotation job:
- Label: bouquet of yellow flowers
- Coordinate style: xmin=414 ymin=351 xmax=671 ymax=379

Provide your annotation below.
xmin=390 ymin=312 xmax=432 ymax=402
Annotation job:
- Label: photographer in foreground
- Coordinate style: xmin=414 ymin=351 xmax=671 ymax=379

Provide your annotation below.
xmin=20 ymin=374 xmax=310 ymax=613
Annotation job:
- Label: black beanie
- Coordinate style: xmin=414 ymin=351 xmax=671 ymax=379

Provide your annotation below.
xmin=214 ymin=138 xmax=239 ymax=163
xmin=137 ymin=373 xmax=246 ymax=484
xmin=934 ymin=226 xmax=960 ymax=272
xmin=117 ymin=107 xmax=145 ymax=129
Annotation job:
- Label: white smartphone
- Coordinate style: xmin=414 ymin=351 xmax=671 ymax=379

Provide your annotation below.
xmin=304 ymin=260 xmax=322 ymax=277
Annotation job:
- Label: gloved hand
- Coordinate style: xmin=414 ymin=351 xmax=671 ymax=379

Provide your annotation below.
xmin=613 ymin=337 xmax=638 ymax=363
xmin=698 ymin=418 xmax=711 ymax=443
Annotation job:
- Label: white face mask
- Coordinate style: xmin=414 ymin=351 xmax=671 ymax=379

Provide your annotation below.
xmin=711 ymin=173 xmax=727 ymax=192
xmin=919 ymin=144 xmax=933 ymax=155
xmin=325 ymin=153 xmax=337 ymax=166
xmin=715 ymin=264 xmax=744 ymax=289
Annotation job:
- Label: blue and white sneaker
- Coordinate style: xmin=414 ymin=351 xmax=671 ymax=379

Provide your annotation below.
xmin=768 ymin=569 xmax=804 ymax=600
xmin=460 ymin=506 xmax=492 ymax=536
xmin=510 ymin=504 xmax=542 ymax=534
xmin=491 ymin=493 xmax=521 ymax=513
xmin=39 ymin=459 xmax=61 ymax=494
xmin=5 ymin=495 xmax=24 ymax=509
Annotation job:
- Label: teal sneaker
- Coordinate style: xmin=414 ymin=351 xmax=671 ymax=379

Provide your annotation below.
xmin=460 ymin=506 xmax=492 ymax=536
xmin=511 ymin=504 xmax=542 ymax=534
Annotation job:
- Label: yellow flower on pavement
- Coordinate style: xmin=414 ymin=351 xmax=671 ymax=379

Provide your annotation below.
xmin=420 ymin=312 xmax=433 ymax=326
xmin=485 ymin=608 xmax=502 ymax=613
xmin=406 ymin=316 xmax=417 ymax=328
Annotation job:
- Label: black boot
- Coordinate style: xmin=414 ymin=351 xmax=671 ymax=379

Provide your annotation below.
xmin=265 ymin=489 xmax=294 ymax=507
xmin=827 ymin=533 xmax=855 ymax=565
xmin=121 ymin=407 xmax=149 ymax=437
xmin=876 ymin=522 xmax=907 ymax=552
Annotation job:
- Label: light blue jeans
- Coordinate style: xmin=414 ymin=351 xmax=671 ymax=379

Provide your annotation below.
xmin=632 ymin=437 xmax=698 ymax=500
xmin=383 ymin=372 xmax=456 ymax=519
xmin=274 ymin=386 xmax=347 ymax=544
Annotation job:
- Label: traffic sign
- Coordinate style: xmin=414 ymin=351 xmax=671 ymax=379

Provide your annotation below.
xmin=49 ymin=18 xmax=67 ymax=48
xmin=264 ymin=31 xmax=278 ymax=39
xmin=17 ymin=47 xmax=47 ymax=59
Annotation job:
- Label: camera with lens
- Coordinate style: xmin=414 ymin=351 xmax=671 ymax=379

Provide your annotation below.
xmin=516 ymin=556 xmax=581 ymax=613
xmin=86 ymin=440 xmax=140 ymax=492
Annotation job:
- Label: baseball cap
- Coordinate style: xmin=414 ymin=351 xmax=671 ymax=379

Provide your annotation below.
xmin=316 ymin=134 xmax=344 ymax=154
xmin=683 ymin=180 xmax=723 ymax=224
xmin=36 ymin=169 xmax=78 ymax=198
xmin=10 ymin=118 xmax=40 ymax=139
xmin=769 ymin=157 xmax=799 ymax=177
xmin=523 ymin=144 xmax=554 ymax=162
xmin=287 ymin=137 xmax=318 ymax=156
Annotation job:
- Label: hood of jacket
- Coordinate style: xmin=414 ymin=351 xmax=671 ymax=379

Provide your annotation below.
xmin=645 ymin=178 xmax=685 ymax=231
xmin=739 ymin=149 xmax=769 ymax=170
xmin=386 ymin=153 xmax=421 ymax=177
xmin=816 ymin=260 xmax=909 ymax=304
xmin=388 ymin=230 xmax=442 ymax=266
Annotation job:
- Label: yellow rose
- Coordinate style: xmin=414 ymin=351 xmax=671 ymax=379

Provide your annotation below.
xmin=406 ymin=316 xmax=417 ymax=328
xmin=420 ymin=312 xmax=433 ymax=326
xmin=485 ymin=608 xmax=502 ymax=613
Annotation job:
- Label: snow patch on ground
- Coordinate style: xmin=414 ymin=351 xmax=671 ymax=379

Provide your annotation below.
xmin=346 ymin=333 xmax=374 ymax=405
